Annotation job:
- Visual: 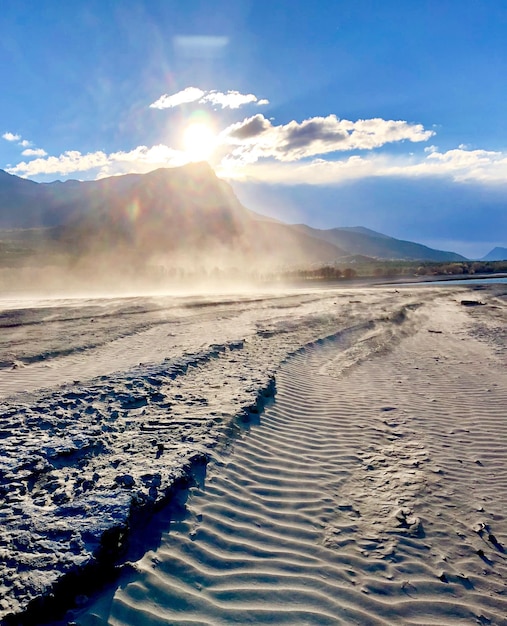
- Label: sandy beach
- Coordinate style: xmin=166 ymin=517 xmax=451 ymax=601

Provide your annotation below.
xmin=1 ymin=284 xmax=506 ymax=625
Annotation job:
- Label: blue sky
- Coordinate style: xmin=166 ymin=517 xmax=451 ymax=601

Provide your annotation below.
xmin=1 ymin=0 xmax=506 ymax=258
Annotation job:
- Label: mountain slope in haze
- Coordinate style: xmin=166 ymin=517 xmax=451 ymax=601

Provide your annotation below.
xmin=0 ymin=165 xmax=467 ymax=267
xmin=57 ymin=164 xmax=346 ymax=267
xmin=331 ymin=226 xmax=392 ymax=240
xmin=481 ymin=247 xmax=507 ymax=261
xmin=0 ymin=164 xmax=346 ymax=270
xmin=57 ymin=163 xmax=249 ymax=255
xmin=0 ymin=169 xmax=58 ymax=228
xmin=293 ymin=224 xmax=467 ymax=262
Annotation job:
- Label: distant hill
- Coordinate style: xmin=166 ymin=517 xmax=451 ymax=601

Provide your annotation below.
xmin=481 ymin=247 xmax=507 ymax=261
xmin=292 ymin=224 xmax=467 ymax=262
xmin=0 ymin=169 xmax=56 ymax=228
xmin=331 ymin=226 xmax=392 ymax=240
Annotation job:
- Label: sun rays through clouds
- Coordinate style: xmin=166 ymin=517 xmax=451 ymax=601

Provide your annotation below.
xmin=5 ymin=83 xmax=507 ymax=195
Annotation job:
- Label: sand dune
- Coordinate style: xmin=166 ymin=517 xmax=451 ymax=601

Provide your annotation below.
xmin=71 ymin=286 xmax=507 ymax=626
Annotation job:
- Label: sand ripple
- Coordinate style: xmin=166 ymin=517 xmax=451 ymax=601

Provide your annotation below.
xmin=77 ymin=293 xmax=507 ymax=625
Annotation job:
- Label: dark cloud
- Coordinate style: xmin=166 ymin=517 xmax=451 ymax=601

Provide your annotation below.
xmin=229 ymin=114 xmax=271 ymax=140
xmin=223 ymin=114 xmax=433 ymax=163
xmin=282 ymin=119 xmax=348 ymax=151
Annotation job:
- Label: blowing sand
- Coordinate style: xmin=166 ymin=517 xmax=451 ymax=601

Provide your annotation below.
xmin=1 ymin=285 xmax=506 ymax=625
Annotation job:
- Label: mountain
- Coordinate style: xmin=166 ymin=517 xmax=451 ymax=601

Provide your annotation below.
xmin=0 ymin=165 xmax=468 ymax=269
xmin=0 ymin=164 xmax=345 ymax=270
xmin=481 ymin=247 xmax=507 ymax=261
xmin=0 ymin=169 xmax=55 ymax=228
xmin=331 ymin=226 xmax=392 ymax=240
xmin=292 ymin=224 xmax=467 ymax=262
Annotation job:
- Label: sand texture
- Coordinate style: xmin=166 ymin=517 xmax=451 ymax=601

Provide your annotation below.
xmin=1 ymin=285 xmax=506 ymax=624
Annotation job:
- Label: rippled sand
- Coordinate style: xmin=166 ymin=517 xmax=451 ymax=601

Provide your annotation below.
xmin=2 ymin=285 xmax=506 ymax=625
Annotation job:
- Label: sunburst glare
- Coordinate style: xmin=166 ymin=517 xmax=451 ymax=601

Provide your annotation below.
xmin=182 ymin=122 xmax=217 ymax=162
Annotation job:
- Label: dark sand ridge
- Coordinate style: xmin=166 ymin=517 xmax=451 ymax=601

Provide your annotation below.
xmin=74 ymin=290 xmax=507 ymax=625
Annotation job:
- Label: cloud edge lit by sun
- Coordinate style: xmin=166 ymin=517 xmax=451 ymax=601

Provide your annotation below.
xmin=5 ymin=85 xmax=507 ymax=189
xmin=150 ymin=87 xmax=270 ymax=110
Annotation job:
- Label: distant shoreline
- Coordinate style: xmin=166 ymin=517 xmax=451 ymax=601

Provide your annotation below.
xmin=383 ymin=272 xmax=507 ymax=285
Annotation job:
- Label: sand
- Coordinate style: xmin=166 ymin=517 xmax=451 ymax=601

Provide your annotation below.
xmin=1 ymin=284 xmax=506 ymax=625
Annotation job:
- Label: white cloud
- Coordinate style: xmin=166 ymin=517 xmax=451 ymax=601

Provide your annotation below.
xmin=201 ymin=90 xmax=258 ymax=109
xmin=150 ymin=87 xmax=269 ymax=110
xmin=220 ymin=114 xmax=434 ymax=164
xmin=149 ymin=87 xmax=206 ymax=110
xmin=7 ymin=150 xmax=110 ymax=177
xmin=421 ymin=147 xmax=507 ymax=181
xmin=96 ymin=144 xmax=189 ymax=178
xmin=2 ymin=132 xmax=21 ymax=142
xmin=6 ymin=97 xmax=506 ymax=192
xmin=219 ymin=147 xmax=507 ymax=185
xmin=218 ymin=155 xmax=381 ymax=184
xmin=6 ymin=145 xmax=191 ymax=178
xmin=2 ymin=132 xmax=40 ymax=151
xmin=21 ymin=148 xmax=47 ymax=157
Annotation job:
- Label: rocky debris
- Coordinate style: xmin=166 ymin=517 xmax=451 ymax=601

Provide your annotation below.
xmin=391 ymin=507 xmax=423 ymax=536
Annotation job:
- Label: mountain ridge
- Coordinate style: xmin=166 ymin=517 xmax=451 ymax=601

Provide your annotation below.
xmin=0 ymin=165 xmax=472 ymax=265
xmin=481 ymin=247 xmax=507 ymax=262
xmin=0 ymin=164 xmax=346 ymax=270
xmin=292 ymin=224 xmax=467 ymax=262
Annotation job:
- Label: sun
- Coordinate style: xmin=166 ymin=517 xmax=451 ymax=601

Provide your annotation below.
xmin=182 ymin=122 xmax=217 ymax=162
